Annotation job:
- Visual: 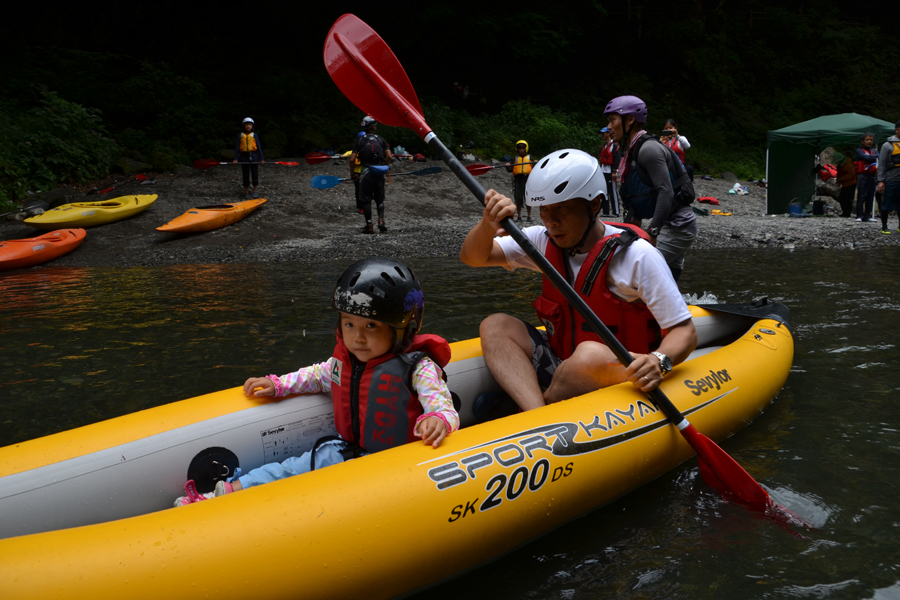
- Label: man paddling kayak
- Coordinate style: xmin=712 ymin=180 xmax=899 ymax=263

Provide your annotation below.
xmin=460 ymin=149 xmax=697 ymax=418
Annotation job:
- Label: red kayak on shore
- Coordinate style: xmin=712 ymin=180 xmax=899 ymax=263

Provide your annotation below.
xmin=0 ymin=229 xmax=87 ymax=271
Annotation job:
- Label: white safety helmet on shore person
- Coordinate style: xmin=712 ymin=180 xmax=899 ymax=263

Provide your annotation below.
xmin=242 ymin=117 xmax=255 ymax=124
xmin=525 ymin=149 xmax=607 ymax=207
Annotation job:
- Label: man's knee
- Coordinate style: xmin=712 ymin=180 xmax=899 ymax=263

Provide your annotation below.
xmin=480 ymin=314 xmax=530 ymax=350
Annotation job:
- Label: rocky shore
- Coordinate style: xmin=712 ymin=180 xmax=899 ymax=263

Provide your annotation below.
xmin=2 ymin=157 xmax=898 ymax=269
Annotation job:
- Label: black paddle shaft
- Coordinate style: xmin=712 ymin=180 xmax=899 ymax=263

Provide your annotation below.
xmin=426 ymin=132 xmax=688 ymax=424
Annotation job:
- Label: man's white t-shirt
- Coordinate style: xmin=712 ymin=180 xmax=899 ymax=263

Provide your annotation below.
xmin=495 ymin=224 xmax=692 ymax=330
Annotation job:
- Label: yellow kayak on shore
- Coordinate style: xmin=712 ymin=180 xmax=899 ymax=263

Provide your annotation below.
xmin=0 ymin=302 xmax=793 ymax=600
xmin=24 ymin=195 xmax=157 ymax=229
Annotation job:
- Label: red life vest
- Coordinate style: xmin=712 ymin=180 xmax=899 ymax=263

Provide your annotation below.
xmin=532 ymin=223 xmax=662 ymax=360
xmin=330 ymin=333 xmax=450 ymax=453
xmin=855 ymin=147 xmax=878 ymax=175
xmin=599 ymin=141 xmax=619 ymax=167
xmin=664 ymin=137 xmax=685 ymax=164
xmin=818 ymin=164 xmax=838 ymax=182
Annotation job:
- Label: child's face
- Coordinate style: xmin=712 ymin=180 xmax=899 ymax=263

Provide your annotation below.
xmin=517 ymin=146 xmax=527 ymax=156
xmin=243 ymin=123 xmax=253 ymax=133
xmin=339 ymin=313 xmax=394 ymax=362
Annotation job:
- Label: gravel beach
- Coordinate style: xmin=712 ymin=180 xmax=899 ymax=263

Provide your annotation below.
xmin=3 ymin=156 xmax=898 ymax=269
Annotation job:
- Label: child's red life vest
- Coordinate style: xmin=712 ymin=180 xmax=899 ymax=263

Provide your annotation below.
xmin=330 ymin=333 xmax=450 ymax=453
xmin=533 ymin=223 xmax=662 ymax=359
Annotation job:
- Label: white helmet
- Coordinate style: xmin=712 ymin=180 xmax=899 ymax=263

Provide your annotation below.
xmin=242 ymin=117 xmax=255 ymax=124
xmin=525 ymin=149 xmax=606 ymax=207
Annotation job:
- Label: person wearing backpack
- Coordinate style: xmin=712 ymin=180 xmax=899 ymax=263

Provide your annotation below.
xmin=604 ymin=96 xmax=697 ymax=282
xmin=350 ymin=116 xmax=393 ymax=234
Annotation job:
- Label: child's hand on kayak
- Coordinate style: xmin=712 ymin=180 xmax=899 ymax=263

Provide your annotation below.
xmin=243 ymin=377 xmax=275 ymax=397
xmin=415 ymin=416 xmax=448 ymax=448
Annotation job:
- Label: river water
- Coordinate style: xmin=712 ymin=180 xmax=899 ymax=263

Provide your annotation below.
xmin=1 ymin=249 xmax=899 ymax=600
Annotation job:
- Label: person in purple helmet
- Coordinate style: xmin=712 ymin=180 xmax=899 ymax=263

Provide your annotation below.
xmin=604 ymin=96 xmax=697 ymax=282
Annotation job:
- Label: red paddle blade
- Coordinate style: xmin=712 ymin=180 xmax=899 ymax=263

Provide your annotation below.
xmin=193 ymin=159 xmax=220 ymax=170
xmin=466 ymin=164 xmax=494 ymax=176
xmin=323 ymin=14 xmax=430 ymax=137
xmin=681 ymin=424 xmax=772 ymax=509
xmin=304 ymin=153 xmax=335 ymax=165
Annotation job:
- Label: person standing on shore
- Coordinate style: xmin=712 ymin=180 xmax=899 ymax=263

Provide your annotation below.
xmin=661 ymin=119 xmax=693 ymax=182
xmin=605 ymin=96 xmax=697 ymax=282
xmin=505 ymin=140 xmax=534 ymax=223
xmin=876 ymin=120 xmax=900 ymax=234
xmin=233 ymin=118 xmax=265 ymax=199
xmin=350 ymin=116 xmax=392 ymax=234
xmin=351 ymin=130 xmax=364 ymax=214
xmin=833 ymin=152 xmax=857 ymax=218
xmin=598 ymin=127 xmax=620 ymax=217
xmin=854 ymin=133 xmax=879 ymax=222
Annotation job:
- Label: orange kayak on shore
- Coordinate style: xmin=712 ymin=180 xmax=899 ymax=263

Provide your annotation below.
xmin=156 ymin=199 xmax=267 ymax=233
xmin=0 ymin=229 xmax=86 ymax=271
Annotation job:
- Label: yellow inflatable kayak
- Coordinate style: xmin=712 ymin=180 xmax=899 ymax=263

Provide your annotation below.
xmin=23 ymin=195 xmax=157 ymax=229
xmin=0 ymin=302 xmax=793 ymax=600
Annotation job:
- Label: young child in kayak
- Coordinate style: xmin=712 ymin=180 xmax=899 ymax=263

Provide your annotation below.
xmin=175 ymin=257 xmax=458 ymax=506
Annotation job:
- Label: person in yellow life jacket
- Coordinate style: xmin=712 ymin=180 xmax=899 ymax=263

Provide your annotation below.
xmin=505 ymin=140 xmax=535 ymax=222
xmin=833 ymin=152 xmax=857 ymax=218
xmin=351 ymin=131 xmax=364 ymax=210
xmin=232 ymin=118 xmax=265 ymax=199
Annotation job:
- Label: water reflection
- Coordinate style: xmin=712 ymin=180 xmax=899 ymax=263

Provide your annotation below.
xmin=2 ymin=248 xmax=900 ymax=599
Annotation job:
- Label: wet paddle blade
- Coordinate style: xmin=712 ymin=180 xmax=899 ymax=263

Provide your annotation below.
xmin=323 ymin=14 xmax=430 ymax=136
xmin=682 ymin=424 xmax=772 ymax=509
xmin=193 ymin=159 xmax=221 ymax=170
xmin=399 ymin=166 xmax=441 ymax=177
xmin=304 ymin=153 xmax=337 ymax=165
xmin=466 ymin=164 xmax=495 ymax=176
xmin=311 ymin=175 xmax=345 ymax=189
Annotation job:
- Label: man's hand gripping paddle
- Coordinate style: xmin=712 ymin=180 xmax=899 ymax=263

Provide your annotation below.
xmin=324 ymin=13 xmax=790 ymax=516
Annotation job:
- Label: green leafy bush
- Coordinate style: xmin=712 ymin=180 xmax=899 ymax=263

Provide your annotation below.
xmin=0 ymin=92 xmax=118 ymax=201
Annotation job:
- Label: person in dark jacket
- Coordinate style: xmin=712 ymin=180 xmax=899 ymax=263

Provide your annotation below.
xmin=232 ymin=117 xmax=265 ymax=199
xmin=854 ymin=133 xmax=879 ymax=221
xmin=605 ymin=96 xmax=696 ymax=282
xmin=349 ymin=116 xmax=392 ymax=234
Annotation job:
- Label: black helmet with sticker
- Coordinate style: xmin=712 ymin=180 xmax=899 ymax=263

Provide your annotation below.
xmin=332 ymin=257 xmax=425 ymax=347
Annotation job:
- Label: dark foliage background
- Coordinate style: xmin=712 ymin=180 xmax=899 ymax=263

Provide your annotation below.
xmin=2 ymin=1 xmax=898 ymax=205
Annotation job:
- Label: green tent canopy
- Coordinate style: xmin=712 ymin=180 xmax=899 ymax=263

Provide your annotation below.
xmin=766 ymin=113 xmax=895 ymax=214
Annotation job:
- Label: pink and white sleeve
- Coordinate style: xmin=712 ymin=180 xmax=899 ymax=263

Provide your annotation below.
xmin=412 ymin=358 xmax=460 ymax=434
xmin=267 ymin=359 xmax=334 ymax=397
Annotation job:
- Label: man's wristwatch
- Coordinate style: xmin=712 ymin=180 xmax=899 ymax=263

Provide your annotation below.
xmin=651 ymin=351 xmax=673 ymax=376
xmin=647 ymin=226 xmax=660 ymax=238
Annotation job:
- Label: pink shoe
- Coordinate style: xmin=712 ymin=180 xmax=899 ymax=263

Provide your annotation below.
xmin=173 ymin=480 xmax=215 ymax=507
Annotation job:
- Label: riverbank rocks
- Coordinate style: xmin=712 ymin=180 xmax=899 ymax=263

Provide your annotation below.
xmin=1 ymin=160 xmax=897 ymax=269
